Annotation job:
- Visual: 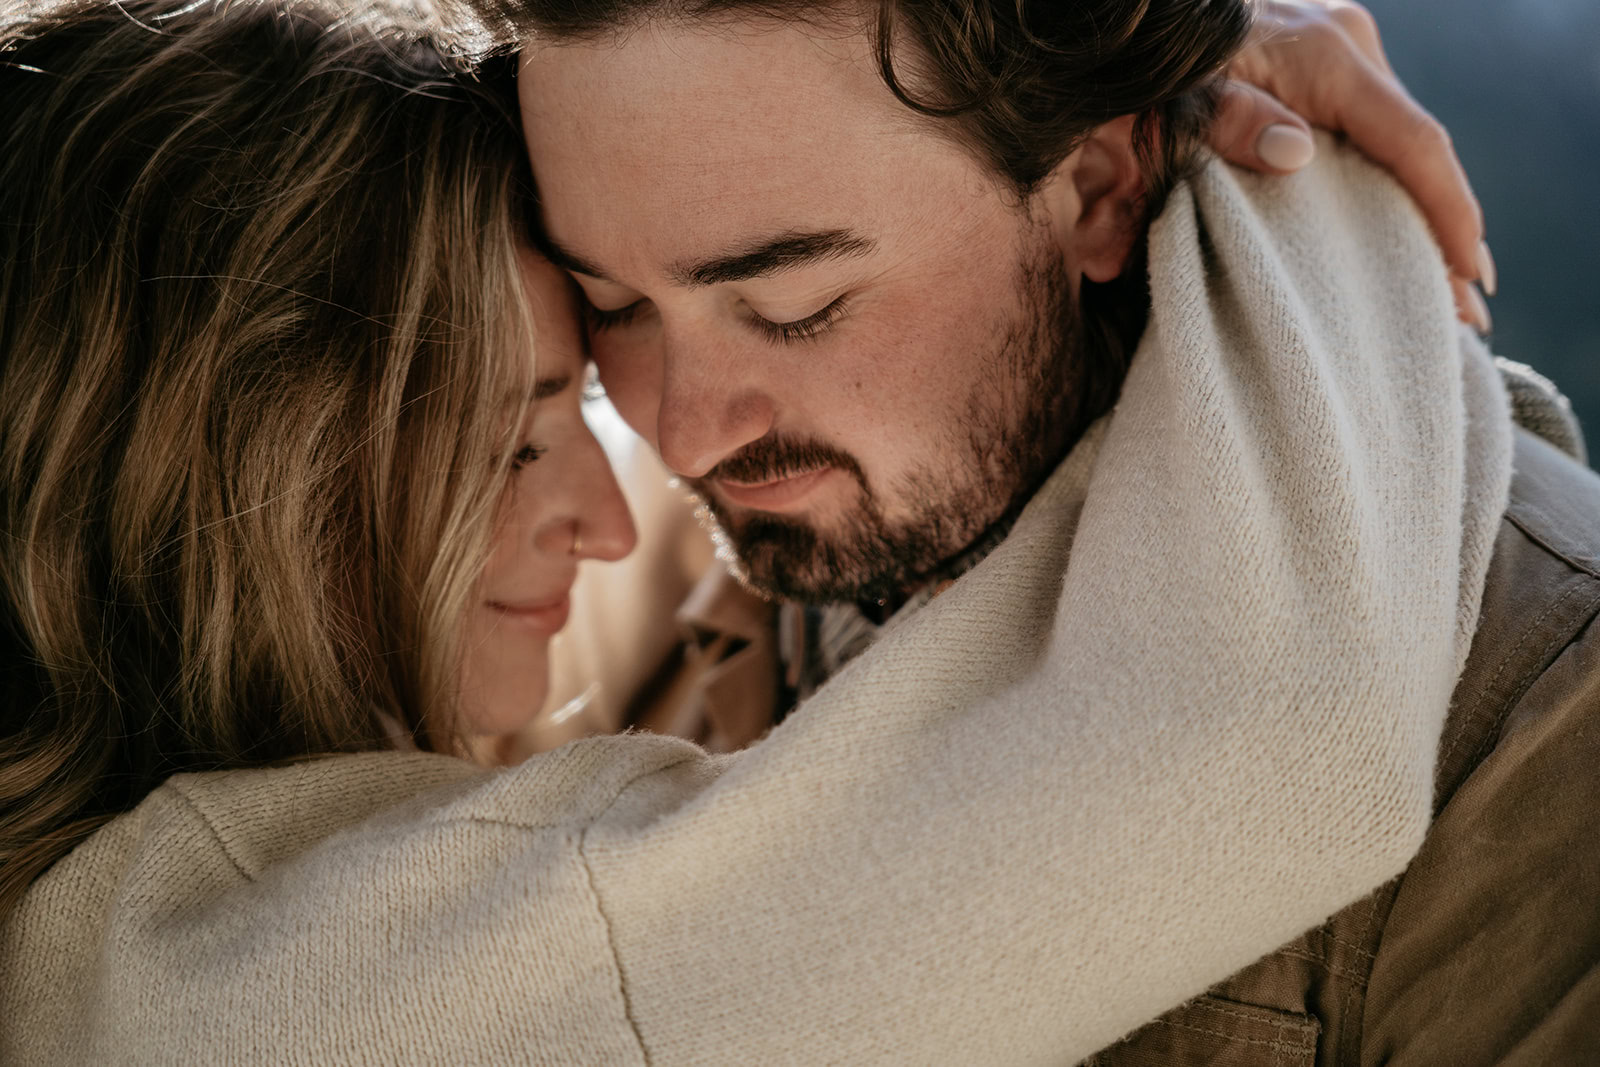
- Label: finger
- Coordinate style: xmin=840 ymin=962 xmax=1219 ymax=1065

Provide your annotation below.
xmin=1451 ymin=276 xmax=1491 ymax=334
xmin=1210 ymin=80 xmax=1317 ymax=173
xmin=1327 ymin=58 xmax=1486 ymax=279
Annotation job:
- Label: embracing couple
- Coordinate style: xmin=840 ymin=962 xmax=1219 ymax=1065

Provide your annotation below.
xmin=2 ymin=0 xmax=1596 ymax=1063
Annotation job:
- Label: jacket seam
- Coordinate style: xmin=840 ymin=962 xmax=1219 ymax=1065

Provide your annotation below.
xmin=1337 ymin=890 xmax=1384 ymax=1064
xmin=1148 ymin=1016 xmax=1316 ymax=1053
xmin=1182 ymin=998 xmax=1321 ymax=1035
xmin=1321 ymin=932 xmax=1374 ymax=960
xmin=1506 ymin=506 xmax=1600 ymax=581
xmin=1435 ymin=578 xmax=1589 ymax=777
xmin=1464 ymin=582 xmax=1600 ymax=776
xmin=1270 ymin=945 xmax=1371 ymax=985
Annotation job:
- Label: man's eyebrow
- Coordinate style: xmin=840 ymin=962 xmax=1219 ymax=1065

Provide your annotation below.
xmin=673 ymin=229 xmax=876 ymax=287
xmin=538 ymin=229 xmax=877 ymax=289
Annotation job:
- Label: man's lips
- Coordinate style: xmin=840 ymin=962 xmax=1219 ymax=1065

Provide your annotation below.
xmin=712 ymin=467 xmax=835 ymax=512
xmin=484 ymin=592 xmax=571 ymax=635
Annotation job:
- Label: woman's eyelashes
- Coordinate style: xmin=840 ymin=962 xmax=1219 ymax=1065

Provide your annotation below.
xmin=511 ymin=443 xmax=546 ymax=470
xmin=583 ymin=293 xmax=851 ymax=345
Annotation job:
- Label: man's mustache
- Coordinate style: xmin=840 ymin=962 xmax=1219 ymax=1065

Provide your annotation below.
xmin=701 ymin=434 xmax=865 ymax=488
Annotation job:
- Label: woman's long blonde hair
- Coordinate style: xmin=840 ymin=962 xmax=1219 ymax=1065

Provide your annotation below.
xmin=0 ymin=0 xmax=539 ymax=917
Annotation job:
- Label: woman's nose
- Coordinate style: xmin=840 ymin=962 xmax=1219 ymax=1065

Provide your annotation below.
xmin=533 ymin=434 xmax=637 ymax=562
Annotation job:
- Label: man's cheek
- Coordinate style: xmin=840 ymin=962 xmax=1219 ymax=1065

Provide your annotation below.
xmin=839 ymin=315 xmax=967 ymax=406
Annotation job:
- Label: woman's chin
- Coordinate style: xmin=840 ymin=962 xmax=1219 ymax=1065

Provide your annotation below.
xmin=457 ymin=656 xmax=551 ymax=743
xmin=461 ymin=689 xmax=548 ymax=738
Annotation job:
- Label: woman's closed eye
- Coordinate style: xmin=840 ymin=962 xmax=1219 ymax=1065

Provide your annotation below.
xmin=511 ymin=443 xmax=546 ymax=470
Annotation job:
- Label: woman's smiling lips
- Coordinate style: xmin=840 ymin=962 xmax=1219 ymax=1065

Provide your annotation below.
xmin=713 ymin=467 xmax=836 ymax=512
xmin=485 ymin=592 xmax=572 ymax=635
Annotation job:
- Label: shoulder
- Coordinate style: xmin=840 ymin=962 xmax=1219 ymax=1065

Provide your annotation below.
xmin=1362 ymin=425 xmax=1600 ymax=1063
xmin=1082 ymin=428 xmax=1600 ymax=1067
xmin=1443 ymin=424 xmax=1600 ymax=795
xmin=31 ymin=734 xmax=707 ymax=895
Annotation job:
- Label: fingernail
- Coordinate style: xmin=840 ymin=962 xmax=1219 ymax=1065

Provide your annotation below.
xmin=1255 ymin=124 xmax=1316 ymax=171
xmin=1465 ymin=284 xmax=1493 ymax=334
xmin=1476 ymin=241 xmax=1498 ymax=297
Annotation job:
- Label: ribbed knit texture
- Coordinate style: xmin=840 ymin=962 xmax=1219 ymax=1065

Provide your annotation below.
xmin=1496 ymin=356 xmax=1587 ymax=465
xmin=0 ymin=138 xmax=1512 ymax=1065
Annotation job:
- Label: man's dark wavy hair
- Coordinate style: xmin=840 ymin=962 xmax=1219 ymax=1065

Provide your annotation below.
xmin=478 ymin=0 xmax=1254 ymax=429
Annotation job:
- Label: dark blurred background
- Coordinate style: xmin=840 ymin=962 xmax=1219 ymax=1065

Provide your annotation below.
xmin=1364 ymin=0 xmax=1600 ymax=454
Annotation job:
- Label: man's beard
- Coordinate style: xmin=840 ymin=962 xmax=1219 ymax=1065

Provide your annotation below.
xmin=690 ymin=239 xmax=1084 ymax=605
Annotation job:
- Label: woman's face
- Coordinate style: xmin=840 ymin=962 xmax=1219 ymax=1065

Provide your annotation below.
xmin=457 ymin=251 xmax=638 ymax=737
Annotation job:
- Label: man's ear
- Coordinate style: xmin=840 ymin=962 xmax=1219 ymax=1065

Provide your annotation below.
xmin=1037 ymin=115 xmax=1144 ymax=284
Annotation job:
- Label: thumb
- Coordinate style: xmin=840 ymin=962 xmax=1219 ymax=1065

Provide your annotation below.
xmin=1211 ymin=80 xmax=1317 ymax=174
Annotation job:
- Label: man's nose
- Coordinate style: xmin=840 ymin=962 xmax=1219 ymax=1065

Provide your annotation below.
xmin=653 ymin=336 xmax=775 ymax=479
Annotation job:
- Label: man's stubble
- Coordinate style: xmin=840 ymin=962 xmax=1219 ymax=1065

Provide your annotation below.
xmin=690 ymin=232 xmax=1085 ymax=605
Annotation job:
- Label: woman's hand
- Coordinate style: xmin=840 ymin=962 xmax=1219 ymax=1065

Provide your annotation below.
xmin=1212 ymin=0 xmax=1493 ymax=331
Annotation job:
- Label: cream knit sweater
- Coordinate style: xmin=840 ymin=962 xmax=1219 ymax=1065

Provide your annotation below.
xmin=0 ymin=138 xmax=1512 ymax=1065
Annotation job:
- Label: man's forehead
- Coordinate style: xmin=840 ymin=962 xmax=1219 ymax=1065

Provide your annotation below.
xmin=517 ymin=21 xmax=985 ymax=279
xmin=518 ymin=24 xmax=900 ymax=170
xmin=517 ymin=13 xmax=881 ymax=108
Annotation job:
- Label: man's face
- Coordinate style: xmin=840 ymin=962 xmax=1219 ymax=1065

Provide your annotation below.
xmin=520 ymin=17 xmax=1091 ymax=602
